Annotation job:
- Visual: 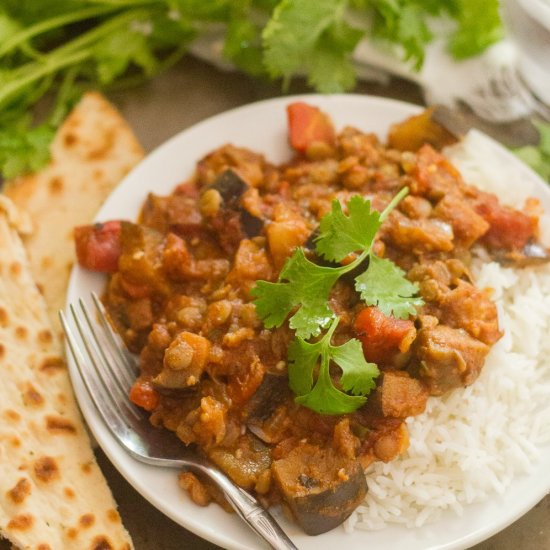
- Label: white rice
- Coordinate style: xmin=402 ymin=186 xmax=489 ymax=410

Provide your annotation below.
xmin=346 ymin=132 xmax=550 ymax=532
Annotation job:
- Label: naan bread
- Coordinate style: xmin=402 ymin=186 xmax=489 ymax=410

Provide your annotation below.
xmin=4 ymin=92 xmax=144 ymax=336
xmin=0 ymin=197 xmax=133 ymax=550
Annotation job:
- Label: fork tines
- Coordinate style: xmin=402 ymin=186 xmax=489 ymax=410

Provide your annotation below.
xmin=60 ymin=293 xmax=143 ymax=432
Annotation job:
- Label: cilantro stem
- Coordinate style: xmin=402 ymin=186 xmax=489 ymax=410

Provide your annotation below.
xmin=0 ymin=6 xmax=122 ymax=58
xmin=47 ymin=9 xmax=154 ymax=61
xmin=0 ymin=50 xmax=93 ymax=109
xmin=0 ymin=7 xmax=159 ymax=110
xmin=323 ymin=316 xmax=339 ymax=341
xmin=337 ymin=249 xmax=370 ymax=275
xmin=380 ymin=186 xmax=409 ymax=222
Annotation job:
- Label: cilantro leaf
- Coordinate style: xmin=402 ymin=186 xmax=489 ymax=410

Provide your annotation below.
xmin=306 ymin=18 xmax=363 ymax=93
xmin=355 ymin=254 xmax=423 ymax=319
xmin=251 ymin=248 xmax=340 ymax=338
xmin=295 ymin=364 xmax=367 ymax=415
xmin=447 ymin=0 xmax=503 ymax=60
xmin=288 ymin=319 xmax=378 ymax=414
xmin=288 ymin=336 xmax=323 ymax=395
xmin=262 ymin=0 xmax=363 ymax=92
xmin=223 ymin=14 xmax=265 ymax=76
xmin=0 ymin=119 xmax=53 ymax=179
xmin=316 ymin=196 xmax=381 ymax=262
xmin=331 ymin=338 xmax=378 ymax=395
xmin=94 ymin=28 xmax=158 ymax=85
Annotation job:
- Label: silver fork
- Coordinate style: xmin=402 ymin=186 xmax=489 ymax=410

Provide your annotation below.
xmin=59 ymin=293 xmax=298 ymax=550
xmin=466 ymin=64 xmax=550 ymax=123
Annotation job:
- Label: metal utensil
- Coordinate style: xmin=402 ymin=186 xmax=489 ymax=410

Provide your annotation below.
xmin=59 ymin=293 xmax=298 ymax=550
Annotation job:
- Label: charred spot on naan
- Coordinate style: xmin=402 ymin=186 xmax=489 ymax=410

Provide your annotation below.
xmin=39 ymin=355 xmax=65 ymax=374
xmin=37 ymin=329 xmax=54 ymax=345
xmin=45 ymin=415 xmax=77 ymax=434
xmin=3 ymin=409 xmax=21 ymax=423
xmin=80 ymin=513 xmax=96 ymax=528
xmin=91 ymin=534 xmax=116 ymax=550
xmin=0 ymin=307 xmax=9 ymax=327
xmin=7 ymin=513 xmax=34 ymax=531
xmin=34 ymin=456 xmax=60 ymax=483
xmin=6 ymin=478 xmax=32 ymax=504
xmin=22 ymin=383 xmax=45 ymax=407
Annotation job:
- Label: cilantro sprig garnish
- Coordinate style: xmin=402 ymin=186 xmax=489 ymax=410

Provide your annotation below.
xmin=252 ymin=186 xmax=413 ymax=339
xmin=251 ymin=186 xmax=424 ymax=415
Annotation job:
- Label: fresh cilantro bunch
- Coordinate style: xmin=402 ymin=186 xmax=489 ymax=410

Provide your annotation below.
xmin=251 ymin=188 xmax=423 ymax=414
xmin=0 ymin=0 xmax=503 ymax=181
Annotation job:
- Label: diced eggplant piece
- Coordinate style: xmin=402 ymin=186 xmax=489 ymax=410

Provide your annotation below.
xmin=118 ymin=222 xmax=170 ymax=297
xmin=203 ymin=170 xmax=264 ymax=252
xmin=272 ymin=443 xmax=367 ymax=535
xmin=207 ymin=169 xmax=248 ymax=203
xmin=140 ymin=193 xmax=170 ymax=233
xmin=388 ymin=106 xmax=466 ymax=152
xmin=208 ymin=433 xmax=272 ymax=490
xmin=206 ymin=170 xmax=263 ymax=236
xmin=246 ymin=374 xmax=291 ymax=443
xmin=410 ymin=324 xmax=489 ymax=395
xmin=375 ymin=371 xmax=429 ymax=418
xmin=240 ymin=208 xmax=264 ymax=238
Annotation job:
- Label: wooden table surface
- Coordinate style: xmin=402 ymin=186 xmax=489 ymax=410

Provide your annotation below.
xmin=2 ymin=55 xmax=549 ymax=550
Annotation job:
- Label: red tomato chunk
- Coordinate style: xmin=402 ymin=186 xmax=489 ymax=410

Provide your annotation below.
xmin=354 ymin=306 xmax=416 ymax=365
xmin=74 ymin=220 xmax=122 ymax=273
xmin=287 ymin=102 xmax=335 ymax=153
xmin=474 ymin=193 xmax=535 ymax=250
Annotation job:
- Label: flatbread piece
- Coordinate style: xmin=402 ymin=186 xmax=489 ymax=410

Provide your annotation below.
xmin=0 ymin=196 xmax=133 ymax=550
xmin=4 ymin=92 xmax=144 ymax=335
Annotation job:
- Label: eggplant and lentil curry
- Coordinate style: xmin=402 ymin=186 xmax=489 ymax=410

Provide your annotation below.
xmin=75 ymin=103 xmax=550 ymax=535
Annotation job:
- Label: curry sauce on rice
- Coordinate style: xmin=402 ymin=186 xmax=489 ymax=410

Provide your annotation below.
xmin=74 ymin=103 xmax=550 ymax=535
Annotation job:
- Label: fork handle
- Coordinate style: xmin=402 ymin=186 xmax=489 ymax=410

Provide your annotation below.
xmin=224 ymin=486 xmax=298 ymax=550
xmin=196 ymin=467 xmax=298 ymax=550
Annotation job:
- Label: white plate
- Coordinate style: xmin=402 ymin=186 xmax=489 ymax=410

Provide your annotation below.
xmin=66 ymin=94 xmax=550 ymax=550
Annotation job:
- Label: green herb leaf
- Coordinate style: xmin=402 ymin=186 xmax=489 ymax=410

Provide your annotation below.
xmin=262 ymin=0 xmax=363 ymax=92
xmin=251 ymin=248 xmax=340 ymax=338
xmin=331 ymin=338 xmax=378 ymax=395
xmin=513 ymin=121 xmax=550 ymax=182
xmin=316 ymin=196 xmax=381 ymax=262
xmin=0 ymin=120 xmax=53 ymax=179
xmin=94 ymin=28 xmax=158 ymax=85
xmin=447 ymin=0 xmax=503 ymax=59
xmin=288 ymin=318 xmax=378 ymax=415
xmin=288 ymin=336 xmax=324 ymax=395
xmin=295 ymin=365 xmax=367 ymax=415
xmin=355 ymin=254 xmax=422 ymax=319
xmin=223 ymin=13 xmax=265 ymax=76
